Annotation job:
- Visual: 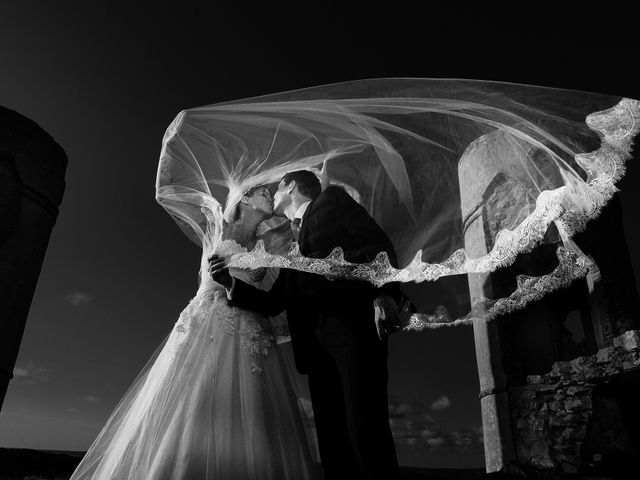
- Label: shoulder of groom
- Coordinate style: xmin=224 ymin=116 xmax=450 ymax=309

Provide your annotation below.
xmin=321 ymin=185 xmax=352 ymax=204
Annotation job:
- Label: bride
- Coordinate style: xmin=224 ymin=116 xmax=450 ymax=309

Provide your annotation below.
xmin=69 ymin=185 xmax=321 ymax=479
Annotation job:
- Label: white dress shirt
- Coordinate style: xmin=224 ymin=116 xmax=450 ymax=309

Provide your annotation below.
xmin=294 ymin=201 xmax=311 ymax=226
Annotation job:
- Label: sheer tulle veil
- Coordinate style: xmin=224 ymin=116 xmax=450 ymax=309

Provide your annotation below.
xmin=157 ymin=78 xmax=640 ymax=328
xmin=69 ymin=78 xmax=639 ymax=480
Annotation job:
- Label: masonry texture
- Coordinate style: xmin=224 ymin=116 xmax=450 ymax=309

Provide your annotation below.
xmin=510 ymin=329 xmax=640 ymax=474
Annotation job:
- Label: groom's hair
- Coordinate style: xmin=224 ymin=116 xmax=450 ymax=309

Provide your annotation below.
xmin=282 ymin=170 xmax=321 ymax=200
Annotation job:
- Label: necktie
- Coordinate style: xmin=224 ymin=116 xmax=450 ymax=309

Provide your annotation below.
xmin=291 ymin=217 xmax=301 ymax=243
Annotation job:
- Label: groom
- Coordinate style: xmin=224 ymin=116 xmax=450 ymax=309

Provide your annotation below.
xmin=209 ymin=170 xmax=401 ymax=480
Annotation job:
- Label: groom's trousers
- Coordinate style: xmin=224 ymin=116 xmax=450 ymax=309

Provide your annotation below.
xmin=307 ymin=312 xmax=399 ymax=480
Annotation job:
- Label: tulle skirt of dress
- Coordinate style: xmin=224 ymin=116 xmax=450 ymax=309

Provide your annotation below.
xmin=70 ymin=287 xmax=320 ymax=480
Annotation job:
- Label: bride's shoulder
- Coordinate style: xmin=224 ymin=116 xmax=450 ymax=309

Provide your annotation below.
xmin=219 ymin=222 xmax=248 ymax=251
xmin=217 ymin=223 xmax=247 ymax=255
xmin=217 ymin=238 xmax=247 ymax=255
xmin=258 ymin=224 xmax=293 ymax=255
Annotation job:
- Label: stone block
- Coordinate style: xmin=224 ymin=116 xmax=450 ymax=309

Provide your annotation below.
xmin=559 ymin=460 xmax=579 ymax=474
xmin=553 ymin=443 xmax=580 ymax=454
xmin=583 ymin=367 xmax=605 ymax=381
xmin=566 ymin=386 xmax=584 ymax=396
xmin=596 ymin=346 xmax=614 ymax=363
xmin=570 ymin=356 xmax=594 ymax=372
xmin=551 ymin=361 xmax=572 ymax=377
xmin=560 ymin=425 xmax=586 ymax=441
xmin=530 ymin=455 xmax=555 ymax=469
xmin=562 ymin=413 xmax=585 ymax=424
xmin=613 ymin=330 xmax=640 ymax=351
xmin=530 ymin=442 xmax=551 ymax=458
xmin=516 ymin=444 xmax=530 ymax=462
xmin=527 ymin=374 xmax=543 ymax=384
xmin=549 ymin=400 xmax=563 ymax=412
xmin=603 ymin=364 xmax=622 ymax=377
xmin=535 ymin=386 xmax=556 ymax=394
xmin=549 ymin=416 xmax=565 ymax=427
xmin=529 ymin=416 xmax=546 ymax=431
xmin=568 ymin=373 xmax=585 ymax=383
xmin=565 ymin=397 xmax=589 ymax=411
xmin=560 ymin=427 xmax=575 ymax=441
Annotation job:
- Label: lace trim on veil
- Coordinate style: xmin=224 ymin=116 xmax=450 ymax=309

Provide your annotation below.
xmin=226 ymin=98 xmax=640 ymax=328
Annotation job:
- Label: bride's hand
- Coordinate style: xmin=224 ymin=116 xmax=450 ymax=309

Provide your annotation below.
xmin=207 ymin=254 xmax=233 ymax=288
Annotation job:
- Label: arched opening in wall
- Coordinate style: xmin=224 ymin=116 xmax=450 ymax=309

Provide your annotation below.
xmin=559 ymin=309 xmax=597 ymax=360
xmin=482 ymin=173 xmax=536 ymax=260
xmin=387 ymin=277 xmax=485 ymax=469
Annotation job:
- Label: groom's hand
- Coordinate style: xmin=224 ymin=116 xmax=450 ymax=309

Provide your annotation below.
xmin=207 ymin=254 xmax=233 ymax=289
xmin=373 ymin=295 xmax=400 ymax=339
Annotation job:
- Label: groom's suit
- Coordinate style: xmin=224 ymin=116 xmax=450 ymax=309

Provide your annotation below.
xmin=230 ymin=185 xmax=400 ymax=480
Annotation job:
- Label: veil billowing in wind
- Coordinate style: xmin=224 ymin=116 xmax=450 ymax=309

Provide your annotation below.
xmin=156 ymin=78 xmax=639 ymax=328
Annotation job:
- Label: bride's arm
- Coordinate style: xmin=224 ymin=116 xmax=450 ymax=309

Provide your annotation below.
xmin=230 ymin=274 xmax=286 ymax=317
xmin=209 ymin=253 xmax=287 ymax=317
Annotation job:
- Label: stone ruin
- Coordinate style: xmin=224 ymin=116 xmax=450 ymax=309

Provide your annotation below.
xmin=0 ymin=105 xmax=67 ymax=411
xmin=511 ymin=330 xmax=640 ymax=475
xmin=459 ymin=130 xmax=640 ymax=477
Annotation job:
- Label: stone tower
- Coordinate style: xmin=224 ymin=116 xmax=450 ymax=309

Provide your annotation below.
xmin=458 ymin=129 xmax=640 ymax=475
xmin=0 ymin=106 xmax=67 ymax=411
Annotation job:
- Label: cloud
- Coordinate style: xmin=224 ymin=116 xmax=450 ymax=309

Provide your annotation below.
xmin=388 ymin=394 xmax=483 ymax=456
xmin=294 ymin=393 xmax=483 ymax=459
xmin=12 ymin=367 xmax=29 ymax=378
xmin=84 ymin=395 xmax=100 ymax=403
xmin=64 ymin=291 xmax=92 ymax=307
xmin=420 ymin=427 xmax=438 ymax=438
xmin=12 ymin=361 xmax=53 ymax=384
xmin=426 ymin=437 xmax=446 ymax=447
xmin=430 ymin=395 xmax=451 ymax=411
xmin=388 ymin=395 xmax=431 ymax=419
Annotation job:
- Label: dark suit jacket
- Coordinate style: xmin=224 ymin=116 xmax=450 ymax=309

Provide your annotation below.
xmin=232 ymin=186 xmax=401 ymax=373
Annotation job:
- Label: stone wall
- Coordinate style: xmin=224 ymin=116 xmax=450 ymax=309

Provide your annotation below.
xmin=510 ymin=330 xmax=640 ymax=474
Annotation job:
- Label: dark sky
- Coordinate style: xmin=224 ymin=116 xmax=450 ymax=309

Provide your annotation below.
xmin=1 ymin=1 xmax=639 ymax=469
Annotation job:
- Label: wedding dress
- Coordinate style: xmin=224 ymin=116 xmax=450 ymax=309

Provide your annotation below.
xmin=69 ymin=240 xmax=320 ymax=480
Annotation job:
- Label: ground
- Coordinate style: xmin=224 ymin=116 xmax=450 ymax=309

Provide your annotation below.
xmin=1 ymin=448 xmax=620 ymax=480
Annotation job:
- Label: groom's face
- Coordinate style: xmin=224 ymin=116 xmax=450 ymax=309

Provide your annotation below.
xmin=273 ymin=179 xmax=292 ymax=216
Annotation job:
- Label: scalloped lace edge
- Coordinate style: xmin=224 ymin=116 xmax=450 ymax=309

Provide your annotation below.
xmin=402 ymin=242 xmax=593 ymax=329
xmin=224 ymin=98 xmax=639 ymax=327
